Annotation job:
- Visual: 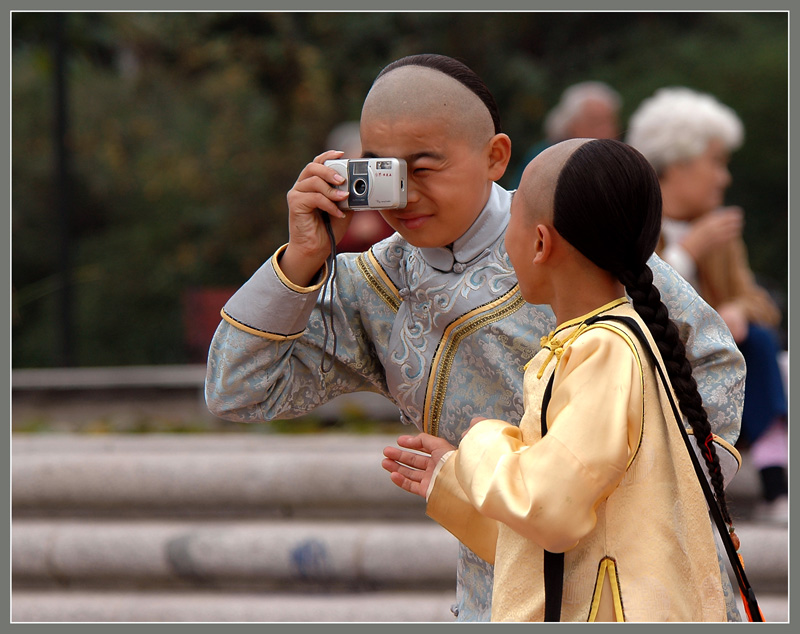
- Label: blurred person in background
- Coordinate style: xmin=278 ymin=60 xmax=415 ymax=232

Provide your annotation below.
xmin=509 ymin=81 xmax=622 ymax=188
xmin=627 ymin=86 xmax=788 ymax=524
xmin=325 ymin=121 xmax=394 ymax=253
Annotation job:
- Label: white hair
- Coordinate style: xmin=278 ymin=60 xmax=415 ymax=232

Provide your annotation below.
xmin=543 ymin=81 xmax=622 ymax=142
xmin=626 ymin=87 xmax=744 ymax=174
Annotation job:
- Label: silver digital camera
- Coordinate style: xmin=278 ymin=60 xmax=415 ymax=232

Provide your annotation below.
xmin=324 ymin=158 xmax=407 ymax=210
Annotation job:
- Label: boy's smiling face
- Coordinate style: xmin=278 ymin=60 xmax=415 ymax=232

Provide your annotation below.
xmin=360 ymin=116 xmax=497 ymax=249
xmin=359 ymin=66 xmax=509 ymax=249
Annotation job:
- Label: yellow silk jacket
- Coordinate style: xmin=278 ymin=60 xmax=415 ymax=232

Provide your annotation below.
xmin=427 ymin=299 xmax=737 ymax=622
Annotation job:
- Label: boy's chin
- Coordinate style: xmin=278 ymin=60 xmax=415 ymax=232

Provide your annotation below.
xmin=397 ymin=231 xmax=458 ymax=250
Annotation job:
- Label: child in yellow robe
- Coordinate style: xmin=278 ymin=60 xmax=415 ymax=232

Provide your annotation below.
xmin=383 ymin=138 xmax=740 ymax=622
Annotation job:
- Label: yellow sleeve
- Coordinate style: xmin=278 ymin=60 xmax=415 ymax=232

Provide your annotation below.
xmin=454 ymin=327 xmax=643 ymax=553
xmin=426 ymin=453 xmax=499 ymax=564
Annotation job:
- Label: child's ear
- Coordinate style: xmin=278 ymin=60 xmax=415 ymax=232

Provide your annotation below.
xmin=532 ymin=224 xmax=553 ymax=264
xmin=487 ymin=133 xmax=512 ymax=181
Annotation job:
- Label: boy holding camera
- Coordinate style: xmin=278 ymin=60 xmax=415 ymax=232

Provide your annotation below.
xmin=205 ymin=54 xmax=745 ymax=621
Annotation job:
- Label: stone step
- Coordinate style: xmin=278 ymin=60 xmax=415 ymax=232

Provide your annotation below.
xmin=11 ymin=432 xmax=786 ymax=622
xmin=12 ymin=518 xmax=459 ymax=591
xmin=12 ymin=433 xmax=786 ymax=592
xmin=11 ymin=432 xmax=766 ymax=516
xmin=12 ymin=515 xmax=786 ymax=593
xmin=10 ymin=589 xmax=787 ymax=623
xmin=11 ymin=365 xmax=209 ymax=391
xmin=11 ymin=589 xmax=459 ymax=622
xmin=12 ymin=433 xmax=424 ymax=518
xmin=12 ymin=367 xmax=403 ymax=432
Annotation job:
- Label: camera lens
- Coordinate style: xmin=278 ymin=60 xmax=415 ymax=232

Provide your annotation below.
xmin=353 ymin=178 xmax=367 ymax=196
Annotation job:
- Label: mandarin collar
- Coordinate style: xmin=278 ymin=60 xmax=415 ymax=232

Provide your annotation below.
xmin=418 ymin=183 xmax=513 ymax=273
xmin=550 ymin=297 xmax=630 ymax=338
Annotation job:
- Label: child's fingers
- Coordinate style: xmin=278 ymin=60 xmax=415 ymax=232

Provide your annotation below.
xmin=395 ymin=434 xmax=426 ymax=451
xmin=381 ymin=456 xmax=407 ymax=475
xmin=382 ymin=448 xmax=430 ymax=471
xmin=388 ymin=471 xmax=421 ymax=496
xmin=382 ymin=458 xmax=425 ymax=482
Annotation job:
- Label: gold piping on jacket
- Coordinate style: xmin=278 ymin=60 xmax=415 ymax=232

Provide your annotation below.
xmin=357 ymin=250 xmax=401 ymax=312
xmin=520 ymin=309 xmax=646 ymax=471
xmin=583 ymin=322 xmax=645 ymax=471
xmin=424 ymin=286 xmax=526 ymax=436
xmin=588 ymin=556 xmax=625 ymax=622
xmin=220 ymin=308 xmax=304 ymax=341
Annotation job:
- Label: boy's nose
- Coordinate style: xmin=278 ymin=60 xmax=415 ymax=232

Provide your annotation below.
xmin=404 ymin=179 xmax=421 ymax=205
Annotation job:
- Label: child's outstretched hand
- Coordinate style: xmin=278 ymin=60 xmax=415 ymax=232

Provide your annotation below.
xmin=382 ymin=433 xmax=456 ymax=499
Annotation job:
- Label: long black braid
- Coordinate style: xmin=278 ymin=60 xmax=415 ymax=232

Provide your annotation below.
xmin=619 ymin=267 xmax=732 ymax=524
xmin=552 ymin=138 xmax=732 ymax=525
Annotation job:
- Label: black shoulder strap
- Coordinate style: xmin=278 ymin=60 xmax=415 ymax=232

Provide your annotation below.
xmin=540 ymin=371 xmax=563 ymax=622
xmin=583 ymin=314 xmax=763 ymax=622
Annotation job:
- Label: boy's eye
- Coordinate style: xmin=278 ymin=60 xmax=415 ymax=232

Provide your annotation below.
xmin=413 ymin=164 xmax=436 ymax=174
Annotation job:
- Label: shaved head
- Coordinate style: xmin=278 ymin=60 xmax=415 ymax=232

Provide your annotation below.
xmin=362 ymin=65 xmax=496 ymax=150
xmin=517 ymin=138 xmax=591 ymax=225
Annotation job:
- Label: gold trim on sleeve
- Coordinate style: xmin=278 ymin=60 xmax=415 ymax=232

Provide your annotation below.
xmin=686 ymin=430 xmax=743 ymax=475
xmin=220 ymin=308 xmax=304 ymax=341
xmin=271 ymin=243 xmax=328 ymax=294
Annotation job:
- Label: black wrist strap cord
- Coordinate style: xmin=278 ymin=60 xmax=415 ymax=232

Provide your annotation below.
xmin=319 ymin=212 xmax=338 ymax=374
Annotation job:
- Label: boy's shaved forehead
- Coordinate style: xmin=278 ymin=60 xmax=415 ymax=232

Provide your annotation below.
xmin=361 ymin=65 xmax=494 ymax=147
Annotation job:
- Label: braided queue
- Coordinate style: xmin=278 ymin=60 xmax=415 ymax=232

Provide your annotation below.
xmin=552 ymin=139 xmax=733 ymax=529
xmin=620 ymin=266 xmax=732 ymax=526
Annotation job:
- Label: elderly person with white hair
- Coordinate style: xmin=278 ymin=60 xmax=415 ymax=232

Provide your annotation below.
xmin=627 ymin=86 xmax=787 ymax=523
xmin=510 ymin=81 xmax=621 ymax=187
xmin=543 ymin=80 xmax=621 ymax=143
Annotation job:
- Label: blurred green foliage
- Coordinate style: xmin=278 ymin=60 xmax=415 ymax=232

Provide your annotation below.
xmin=11 ymin=11 xmax=788 ymax=367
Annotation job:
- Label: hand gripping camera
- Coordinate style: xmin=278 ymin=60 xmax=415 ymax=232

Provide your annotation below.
xmin=324 ymin=158 xmax=407 ymax=210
